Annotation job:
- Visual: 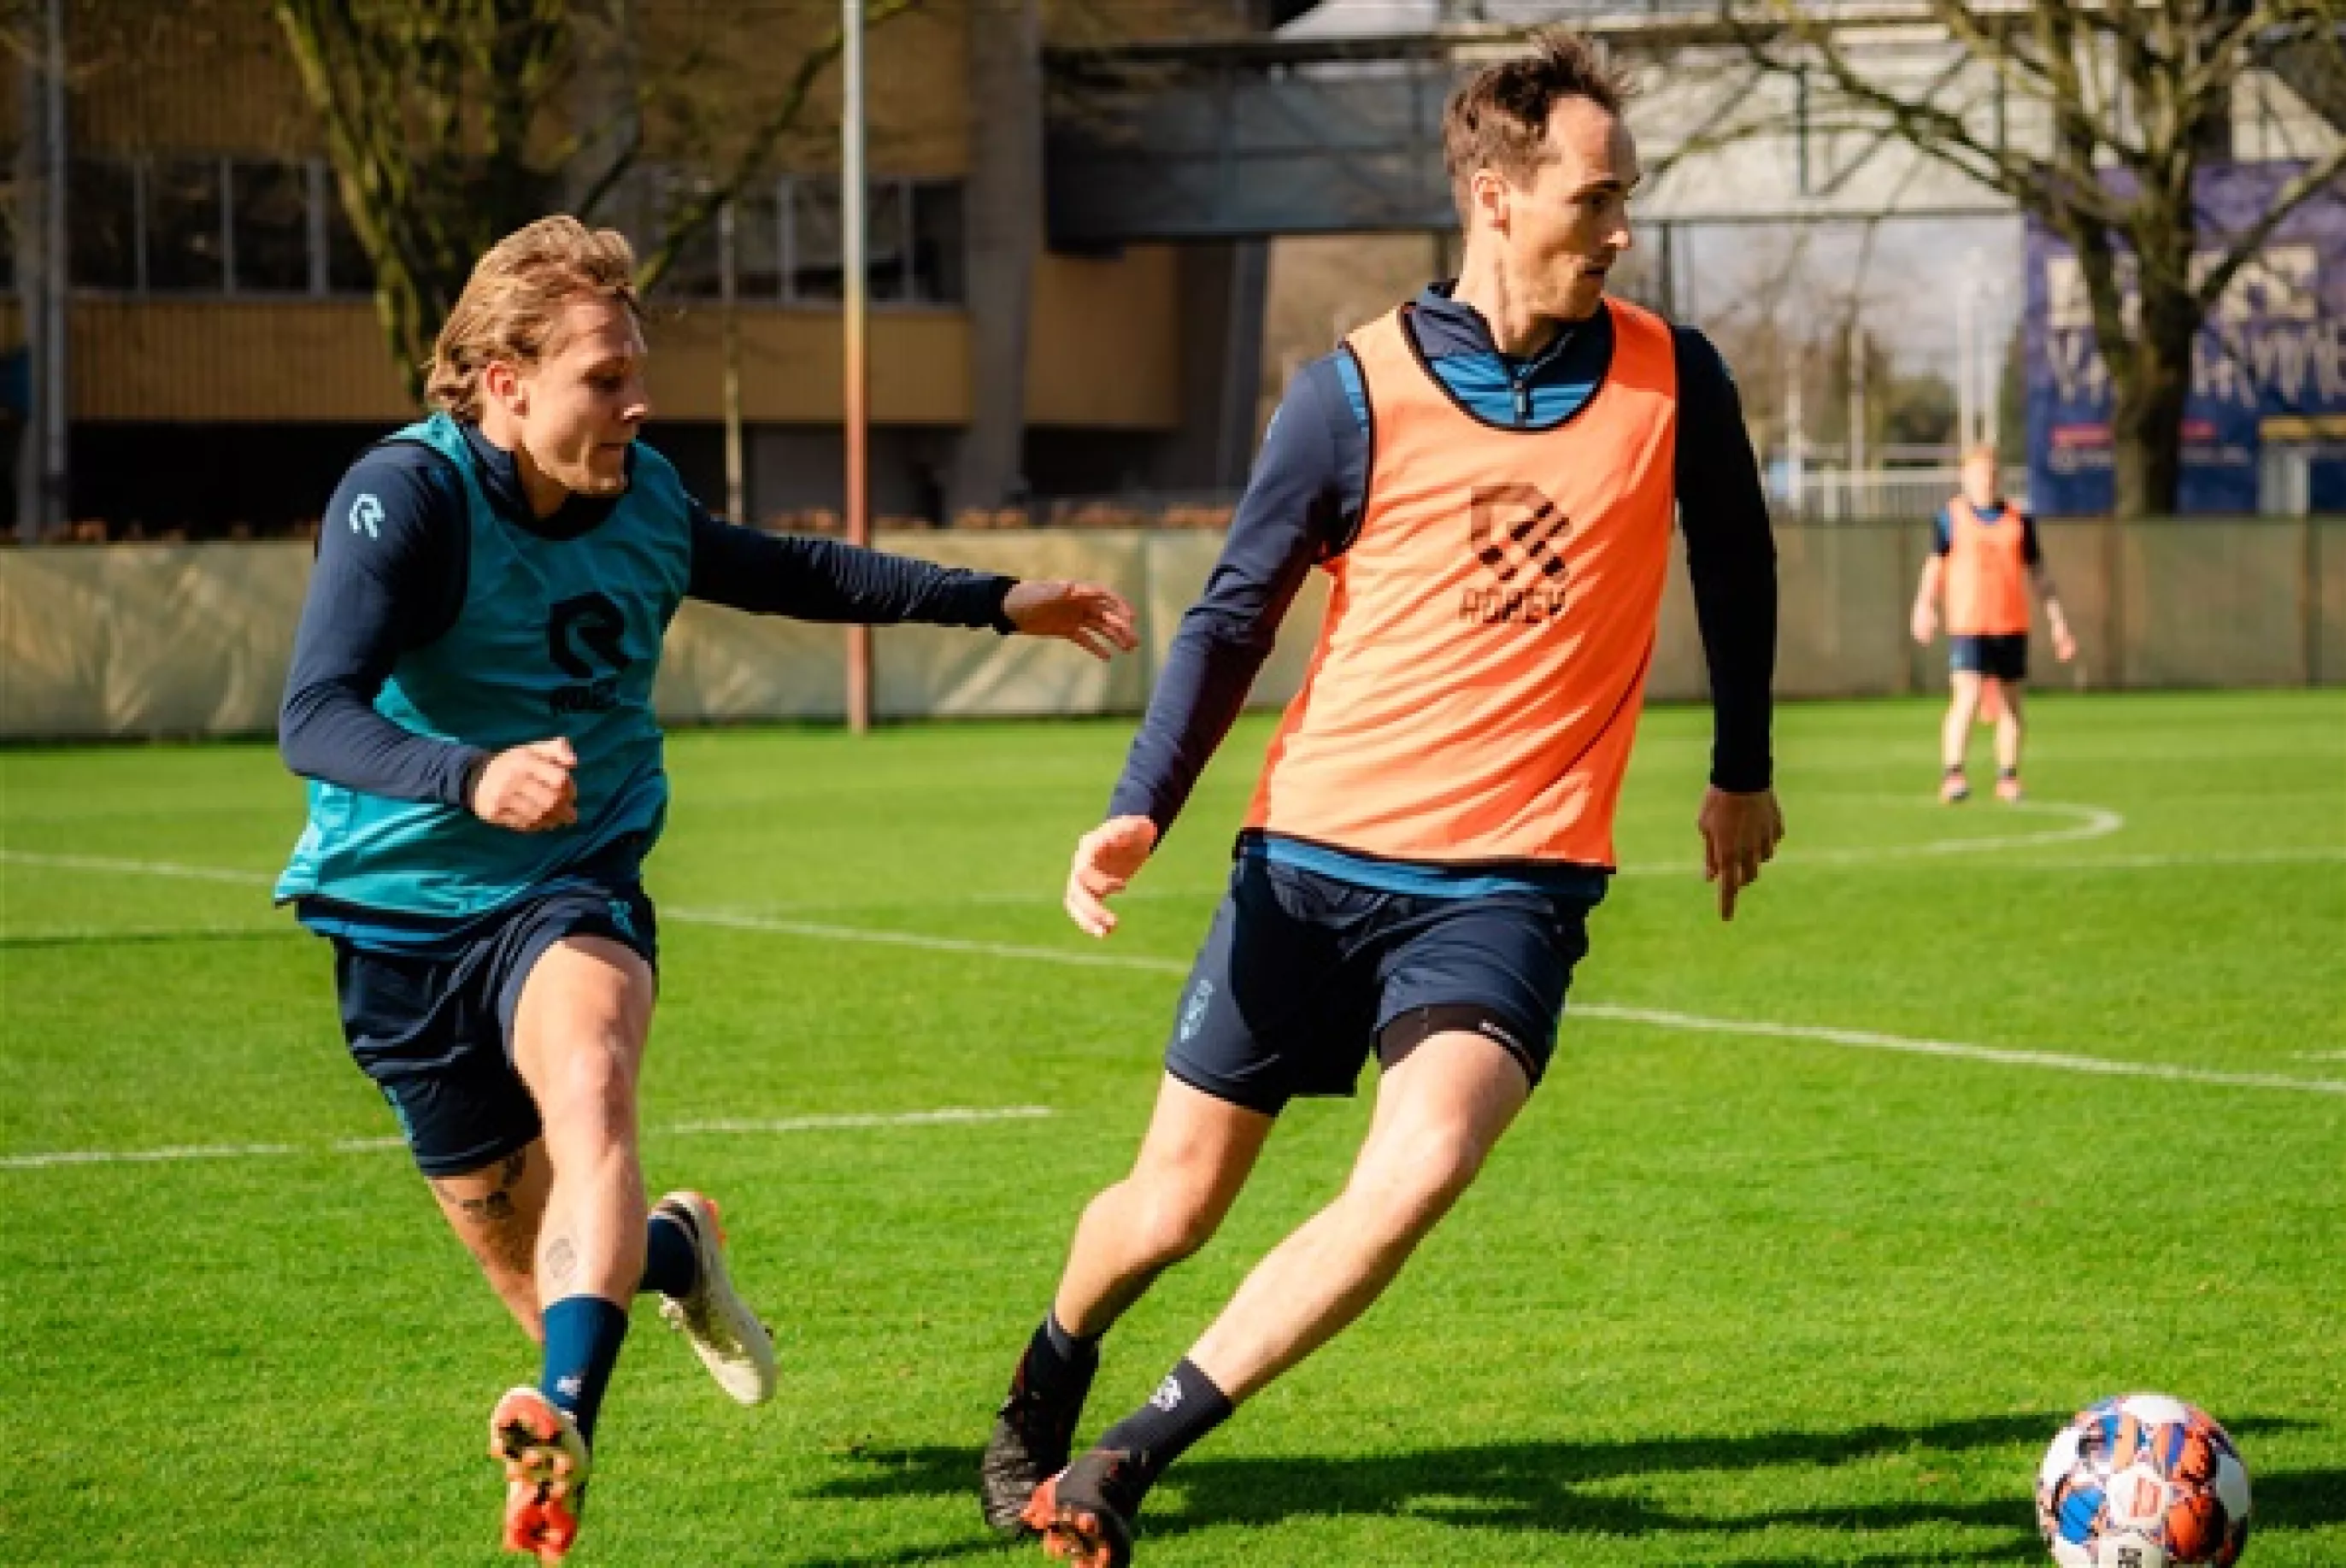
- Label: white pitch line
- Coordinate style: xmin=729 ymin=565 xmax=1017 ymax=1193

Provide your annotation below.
xmin=667 ymin=906 xmax=1186 ymax=973
xmin=8 ymin=843 xmax=2342 ymax=1099
xmin=667 ymin=1106 xmax=1055 ymax=1136
xmin=1572 ymin=1006 xmax=2346 ymax=1096
xmin=0 ymin=1142 xmax=307 ymax=1169
xmin=0 ymin=1106 xmax=1058 ymax=1172
xmin=0 ymin=849 xmax=271 ymax=886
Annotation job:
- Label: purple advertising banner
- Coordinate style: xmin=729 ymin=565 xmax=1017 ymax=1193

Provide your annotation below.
xmin=2026 ymin=161 xmax=2346 ymax=515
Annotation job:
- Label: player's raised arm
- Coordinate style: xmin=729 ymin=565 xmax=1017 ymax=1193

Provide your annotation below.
xmin=1673 ymin=326 xmax=1784 ymax=920
xmin=684 ymin=507 xmax=1135 ymax=658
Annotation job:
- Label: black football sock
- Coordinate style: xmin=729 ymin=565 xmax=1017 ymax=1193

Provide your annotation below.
xmin=1094 ymin=1357 xmax=1233 ymax=1500
xmin=1018 ymin=1311 xmax=1100 ymax=1408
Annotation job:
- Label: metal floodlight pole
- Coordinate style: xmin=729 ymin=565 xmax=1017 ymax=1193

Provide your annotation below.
xmin=41 ymin=0 xmax=68 ymax=537
xmin=1955 ymin=268 xmax=1978 ymax=453
xmin=842 ymin=0 xmax=873 ymax=734
xmin=720 ymin=197 xmax=744 ymax=524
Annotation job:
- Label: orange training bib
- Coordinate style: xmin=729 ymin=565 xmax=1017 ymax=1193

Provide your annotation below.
xmin=1244 ymin=298 xmax=1679 ymax=869
xmin=1946 ymin=496 xmax=2031 ymax=637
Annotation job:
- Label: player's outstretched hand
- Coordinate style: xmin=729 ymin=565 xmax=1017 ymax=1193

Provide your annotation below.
xmin=1909 ymin=602 xmax=1937 ymax=646
xmin=1066 ymin=814 xmax=1159 ymax=938
xmin=1698 ymin=786 xmax=1784 ymax=923
xmin=2051 ymin=619 xmax=2078 ymax=663
xmin=1003 ymin=579 xmax=1140 ymax=662
xmin=470 ymin=737 xmax=579 ymax=833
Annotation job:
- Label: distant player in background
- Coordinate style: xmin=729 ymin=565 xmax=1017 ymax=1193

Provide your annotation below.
xmin=979 ymin=32 xmax=1781 ymax=1568
xmin=1910 ymin=444 xmax=2075 ymax=802
xmin=274 ymin=217 xmax=1136 ymax=1564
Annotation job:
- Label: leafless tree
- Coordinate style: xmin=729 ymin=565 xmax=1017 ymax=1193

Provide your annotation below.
xmin=1725 ymin=0 xmax=2346 ymax=516
xmin=273 ymin=0 xmax=919 ymax=401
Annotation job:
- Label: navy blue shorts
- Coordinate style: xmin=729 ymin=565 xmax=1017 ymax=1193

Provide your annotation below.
xmin=330 ymin=882 xmax=658 ymax=1179
xmin=1950 ymin=633 xmax=2029 ymax=682
xmin=1163 ymin=854 xmax=1596 ymax=1116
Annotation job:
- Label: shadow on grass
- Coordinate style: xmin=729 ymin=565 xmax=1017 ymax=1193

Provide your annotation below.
xmin=797 ymin=1413 xmax=2332 ymax=1568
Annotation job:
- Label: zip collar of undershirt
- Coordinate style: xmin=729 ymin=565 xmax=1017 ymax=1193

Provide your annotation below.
xmin=457 ymin=420 xmax=632 ymax=543
xmin=1409 ymin=281 xmax=1607 ymax=431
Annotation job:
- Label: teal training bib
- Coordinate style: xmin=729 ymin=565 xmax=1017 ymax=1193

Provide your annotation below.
xmin=277 ymin=414 xmax=691 ymax=919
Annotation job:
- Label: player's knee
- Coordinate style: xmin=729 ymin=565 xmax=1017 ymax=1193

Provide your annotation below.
xmin=535 ymin=1037 xmax=639 ymax=1131
xmin=1349 ymin=1132 xmax=1486 ymax=1245
xmin=1113 ymin=1179 xmax=1221 ymax=1266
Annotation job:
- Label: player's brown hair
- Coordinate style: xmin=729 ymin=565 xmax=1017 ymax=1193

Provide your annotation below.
xmin=1443 ymin=28 xmax=1632 ymax=224
xmin=426 ymin=216 xmax=643 ymax=421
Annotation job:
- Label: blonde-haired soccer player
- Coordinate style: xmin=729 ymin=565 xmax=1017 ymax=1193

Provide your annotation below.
xmin=275 ymin=216 xmax=1136 ymax=1563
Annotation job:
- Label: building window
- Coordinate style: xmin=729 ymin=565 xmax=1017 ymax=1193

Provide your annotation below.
xmin=638 ymin=171 xmax=961 ymax=307
xmin=147 ymin=158 xmax=226 ymax=292
xmin=68 ymin=159 xmax=140 ymax=290
xmin=788 ymin=178 xmax=845 ymax=302
xmin=321 ymin=173 xmax=375 ymax=296
xmin=908 ymin=180 xmax=964 ymax=305
xmin=659 ymin=179 xmax=781 ymax=303
xmin=230 ymin=160 xmax=309 ymax=293
xmin=866 ymin=179 xmax=906 ymax=303
xmin=784 ymin=176 xmax=964 ymax=306
xmin=732 ymin=181 xmax=784 ymax=300
xmin=66 ymin=155 xmax=374 ymax=298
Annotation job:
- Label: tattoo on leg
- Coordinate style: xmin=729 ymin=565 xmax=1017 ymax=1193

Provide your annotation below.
xmin=438 ymin=1149 xmax=527 ymax=1227
xmin=545 ymin=1235 xmax=579 ymax=1292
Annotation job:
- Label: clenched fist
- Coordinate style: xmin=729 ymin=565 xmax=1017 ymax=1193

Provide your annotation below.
xmin=468 ymin=737 xmax=579 ymax=832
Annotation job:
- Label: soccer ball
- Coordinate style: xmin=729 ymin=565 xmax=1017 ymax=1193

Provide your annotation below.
xmin=2037 ymin=1394 xmax=2252 ymax=1567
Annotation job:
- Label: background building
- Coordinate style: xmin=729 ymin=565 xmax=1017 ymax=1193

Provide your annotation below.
xmin=0 ymin=0 xmax=1307 ymax=537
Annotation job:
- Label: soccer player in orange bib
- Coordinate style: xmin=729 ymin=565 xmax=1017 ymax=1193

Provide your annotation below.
xmin=977 ymin=32 xmax=1784 ymax=1566
xmin=1909 ymin=443 xmax=2076 ymax=802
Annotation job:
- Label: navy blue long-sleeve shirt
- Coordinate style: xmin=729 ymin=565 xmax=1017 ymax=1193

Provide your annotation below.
xmin=279 ymin=421 xmax=1014 ymax=803
xmin=1109 ymin=285 xmax=1779 ymax=841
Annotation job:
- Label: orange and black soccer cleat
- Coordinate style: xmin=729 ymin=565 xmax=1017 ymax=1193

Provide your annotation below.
xmin=490 ymin=1386 xmax=591 ymax=1565
xmin=1022 ymin=1447 xmax=1142 ymax=1568
xmin=981 ymin=1348 xmax=1088 ymax=1535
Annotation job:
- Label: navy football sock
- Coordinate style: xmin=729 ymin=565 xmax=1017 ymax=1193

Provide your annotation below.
xmin=639 ymin=1210 xmax=700 ymax=1300
xmin=540 ymin=1295 xmax=630 ymax=1447
xmin=1096 ymin=1357 xmax=1232 ymax=1500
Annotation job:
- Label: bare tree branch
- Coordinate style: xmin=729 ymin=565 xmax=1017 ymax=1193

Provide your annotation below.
xmin=630 ymin=0 xmax=922 ymax=295
xmin=2196 ymin=139 xmax=2346 ymax=309
xmin=1713 ymin=0 xmax=2343 ymax=514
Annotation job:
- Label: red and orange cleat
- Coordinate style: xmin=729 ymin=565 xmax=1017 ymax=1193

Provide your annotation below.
xmin=490 ymin=1386 xmax=591 ymax=1565
xmin=1995 ymin=771 xmax=2025 ymax=803
xmin=1022 ymin=1448 xmax=1141 ymax=1568
xmin=1940 ymin=768 xmax=1971 ymax=804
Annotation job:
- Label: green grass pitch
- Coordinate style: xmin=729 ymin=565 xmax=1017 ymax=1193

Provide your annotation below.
xmin=3 ymin=691 xmax=2340 ymax=1566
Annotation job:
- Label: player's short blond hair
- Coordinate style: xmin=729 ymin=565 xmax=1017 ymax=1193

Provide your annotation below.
xmin=426 ymin=216 xmax=643 ymax=421
xmin=1961 ymin=442 xmax=2000 ymax=467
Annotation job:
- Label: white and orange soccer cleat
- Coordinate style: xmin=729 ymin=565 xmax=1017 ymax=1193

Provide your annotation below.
xmin=490 ymin=1386 xmax=591 ymax=1565
xmin=653 ymin=1190 xmax=778 ymax=1406
xmin=1996 ymin=770 xmax=2025 ymax=803
xmin=1940 ymin=768 xmax=1971 ymax=804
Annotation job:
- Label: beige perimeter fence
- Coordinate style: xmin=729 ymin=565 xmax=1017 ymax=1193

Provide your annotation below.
xmin=3 ymin=520 xmax=2341 ymax=740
